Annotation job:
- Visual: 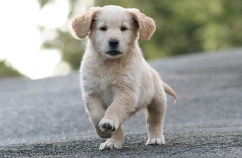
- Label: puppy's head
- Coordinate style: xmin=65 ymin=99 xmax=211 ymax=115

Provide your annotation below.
xmin=72 ymin=5 xmax=156 ymax=59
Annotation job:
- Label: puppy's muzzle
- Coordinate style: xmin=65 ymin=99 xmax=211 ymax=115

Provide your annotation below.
xmin=107 ymin=50 xmax=121 ymax=56
xmin=107 ymin=39 xmax=121 ymax=56
xmin=108 ymin=39 xmax=119 ymax=47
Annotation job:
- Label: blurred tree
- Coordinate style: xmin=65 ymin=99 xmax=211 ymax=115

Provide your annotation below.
xmin=37 ymin=0 xmax=242 ymax=70
xmin=37 ymin=0 xmax=92 ymax=69
xmin=0 ymin=60 xmax=22 ymax=78
xmin=96 ymin=0 xmax=242 ymax=58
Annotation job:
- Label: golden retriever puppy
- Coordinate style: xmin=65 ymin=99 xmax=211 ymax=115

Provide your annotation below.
xmin=72 ymin=5 xmax=177 ymax=150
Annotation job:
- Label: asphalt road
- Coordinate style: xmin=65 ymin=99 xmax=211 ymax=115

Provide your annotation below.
xmin=0 ymin=48 xmax=241 ymax=157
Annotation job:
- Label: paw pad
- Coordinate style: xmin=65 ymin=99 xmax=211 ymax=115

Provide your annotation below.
xmin=99 ymin=122 xmax=115 ymax=132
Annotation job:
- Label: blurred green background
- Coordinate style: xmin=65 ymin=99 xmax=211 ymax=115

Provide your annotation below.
xmin=0 ymin=60 xmax=22 ymax=77
xmin=1 ymin=0 xmax=242 ymax=77
xmin=42 ymin=0 xmax=242 ymax=69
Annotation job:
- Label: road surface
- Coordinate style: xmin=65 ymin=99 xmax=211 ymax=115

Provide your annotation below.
xmin=0 ymin=48 xmax=241 ymax=157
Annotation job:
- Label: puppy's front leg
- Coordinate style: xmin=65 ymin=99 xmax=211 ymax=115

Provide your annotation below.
xmin=98 ymin=86 xmax=136 ymax=150
xmin=99 ymin=86 xmax=136 ymax=133
xmin=84 ymin=94 xmax=112 ymax=138
xmin=99 ymin=124 xmax=124 ymax=150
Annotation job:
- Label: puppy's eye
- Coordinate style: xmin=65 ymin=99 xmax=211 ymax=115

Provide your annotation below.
xmin=100 ymin=26 xmax=107 ymax=31
xmin=121 ymin=26 xmax=127 ymax=31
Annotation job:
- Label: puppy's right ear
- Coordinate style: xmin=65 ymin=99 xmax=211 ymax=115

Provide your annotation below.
xmin=128 ymin=9 xmax=156 ymax=41
xmin=72 ymin=8 xmax=100 ymax=39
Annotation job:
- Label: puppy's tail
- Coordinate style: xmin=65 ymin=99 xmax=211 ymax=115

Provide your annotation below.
xmin=162 ymin=81 xmax=177 ymax=104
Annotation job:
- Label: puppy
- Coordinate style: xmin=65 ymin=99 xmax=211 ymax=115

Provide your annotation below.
xmin=72 ymin=5 xmax=177 ymax=150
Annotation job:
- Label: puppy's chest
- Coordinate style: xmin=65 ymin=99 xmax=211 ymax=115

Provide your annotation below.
xmin=82 ymin=67 xmax=118 ymax=105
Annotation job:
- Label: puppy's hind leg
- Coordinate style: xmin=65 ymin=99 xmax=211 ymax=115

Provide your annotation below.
xmin=84 ymin=95 xmax=112 ymax=138
xmin=146 ymin=86 xmax=167 ymax=145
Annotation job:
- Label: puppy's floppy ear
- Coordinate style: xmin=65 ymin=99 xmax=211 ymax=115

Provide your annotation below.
xmin=72 ymin=8 xmax=101 ymax=39
xmin=128 ymin=9 xmax=156 ymax=41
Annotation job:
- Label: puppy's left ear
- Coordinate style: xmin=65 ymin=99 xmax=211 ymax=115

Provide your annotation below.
xmin=128 ymin=9 xmax=156 ymax=41
xmin=72 ymin=7 xmax=101 ymax=39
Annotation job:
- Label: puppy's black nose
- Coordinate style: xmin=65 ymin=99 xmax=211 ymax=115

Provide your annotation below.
xmin=109 ymin=39 xmax=119 ymax=47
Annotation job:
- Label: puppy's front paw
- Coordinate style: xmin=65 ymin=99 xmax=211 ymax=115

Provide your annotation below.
xmin=99 ymin=117 xmax=118 ymax=133
xmin=146 ymin=136 xmax=165 ymax=145
xmin=99 ymin=139 xmax=122 ymax=151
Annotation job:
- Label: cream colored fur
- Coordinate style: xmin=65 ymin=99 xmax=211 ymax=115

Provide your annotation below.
xmin=72 ymin=5 xmax=177 ymax=151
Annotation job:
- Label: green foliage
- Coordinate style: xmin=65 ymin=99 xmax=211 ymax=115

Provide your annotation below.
xmin=0 ymin=60 xmax=22 ymax=78
xmin=42 ymin=29 xmax=84 ymax=70
xmin=96 ymin=0 xmax=242 ymax=58
xmin=38 ymin=0 xmax=88 ymax=70
xmin=38 ymin=0 xmax=242 ymax=70
xmin=37 ymin=0 xmax=50 ymax=8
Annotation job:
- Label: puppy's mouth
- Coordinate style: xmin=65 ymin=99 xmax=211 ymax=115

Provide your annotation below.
xmin=106 ymin=50 xmax=121 ymax=56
